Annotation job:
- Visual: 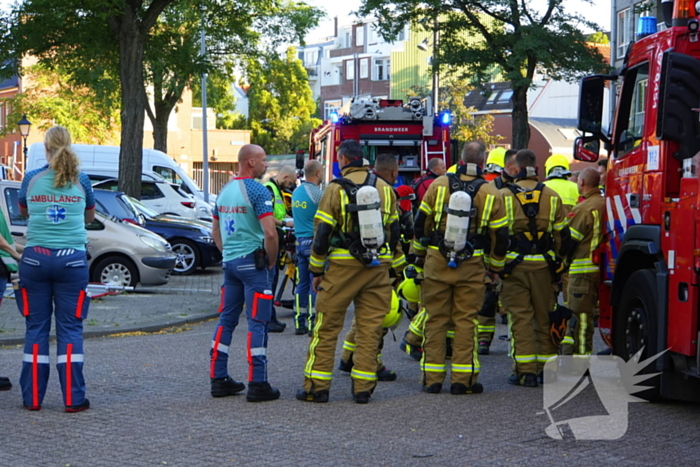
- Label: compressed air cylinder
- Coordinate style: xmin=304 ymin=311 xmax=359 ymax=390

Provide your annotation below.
xmin=443 ymin=191 xmax=472 ymax=268
xmin=356 ymin=185 xmax=385 ymax=266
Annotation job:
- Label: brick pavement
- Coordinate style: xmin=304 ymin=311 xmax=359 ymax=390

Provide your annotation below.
xmin=2 ymin=270 xmax=700 ymax=465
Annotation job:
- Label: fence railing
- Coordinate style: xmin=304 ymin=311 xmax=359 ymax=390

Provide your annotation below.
xmin=192 ymin=163 xmax=238 ymax=195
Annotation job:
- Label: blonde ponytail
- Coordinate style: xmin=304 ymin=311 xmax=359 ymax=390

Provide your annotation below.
xmin=45 ymin=126 xmax=79 ymax=188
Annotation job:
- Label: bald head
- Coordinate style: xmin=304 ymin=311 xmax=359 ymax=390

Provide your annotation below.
xmin=461 ymin=142 xmax=486 ymax=165
xmin=238 ymin=144 xmax=267 ymax=179
xmin=578 ymin=167 xmax=600 ymax=193
xmin=428 ymin=157 xmax=446 ymax=176
xmin=304 ymin=160 xmax=323 ymax=185
xmin=275 ymin=165 xmax=298 ymax=190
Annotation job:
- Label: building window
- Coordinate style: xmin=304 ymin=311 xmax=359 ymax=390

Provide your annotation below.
xmin=374 ymin=59 xmax=389 ymax=81
xmin=0 ymin=103 xmax=4 ymax=130
xmin=397 ymin=26 xmax=405 ymax=42
xmin=324 ymin=100 xmax=342 ymax=120
xmin=346 ymin=60 xmax=355 ymax=81
xmin=356 ymin=26 xmax=364 ymax=46
xmin=617 ymin=8 xmax=631 ymax=58
xmin=345 ymin=32 xmax=350 ymax=48
xmin=305 ymin=50 xmax=318 ymax=66
xmin=360 ymin=59 xmax=369 ymax=79
xmin=497 ymin=90 xmax=513 ymax=103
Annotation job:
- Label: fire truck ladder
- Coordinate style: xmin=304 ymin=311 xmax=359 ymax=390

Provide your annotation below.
xmin=422 ymin=139 xmax=448 ymax=171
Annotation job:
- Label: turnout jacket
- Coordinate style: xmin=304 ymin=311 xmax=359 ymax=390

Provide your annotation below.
xmin=567 ymin=188 xmax=605 ymax=275
xmin=499 ymin=172 xmax=570 ymax=272
xmin=413 ymin=164 xmax=509 ymax=272
xmin=309 ymin=166 xmax=399 ymax=274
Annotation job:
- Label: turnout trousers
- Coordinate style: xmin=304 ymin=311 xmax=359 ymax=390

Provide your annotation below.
xmin=294 ymin=237 xmax=316 ymax=330
xmin=421 ymin=251 xmax=484 ymax=387
xmin=561 ymin=272 xmax=598 ymax=356
xmin=17 ymin=247 xmax=90 ymax=409
xmin=405 ymin=308 xmax=455 ymax=348
xmin=500 ymin=267 xmax=558 ymax=375
xmin=303 ymin=262 xmax=391 ymax=395
xmin=210 ymin=253 xmax=273 ymax=383
xmin=340 ymin=318 xmax=385 ymax=372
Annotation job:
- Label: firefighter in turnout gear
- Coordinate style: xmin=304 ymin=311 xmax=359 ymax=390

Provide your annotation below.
xmin=338 ymin=153 xmax=405 ymax=382
xmin=499 ymin=150 xmax=571 ymax=387
xmin=297 ymin=140 xmax=399 ymax=404
xmin=414 ymin=142 xmax=509 ymax=394
xmin=561 ymin=168 xmax=604 ymax=356
xmin=478 ymin=149 xmax=518 ymax=355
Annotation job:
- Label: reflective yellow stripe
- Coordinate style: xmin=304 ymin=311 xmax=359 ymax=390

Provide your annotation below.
xmin=561 ymin=336 xmax=574 ymax=345
xmin=305 ymin=312 xmax=324 ymax=377
xmin=505 ymin=196 xmax=514 ymax=235
xmin=428 ymin=245 xmax=484 ymax=257
xmin=434 ymin=186 xmax=447 ymax=226
xmin=351 ymin=368 xmax=378 ymax=380
xmin=490 ymin=215 xmax=508 ymax=229
xmin=590 ymin=210 xmax=600 ymax=258
xmin=422 ymin=364 xmax=447 ymax=372
xmin=309 ymin=255 xmax=325 ymax=268
xmin=579 ymin=312 xmax=588 ymax=355
xmin=506 ymin=252 xmax=553 ymax=262
xmin=339 ymin=189 xmax=349 ymax=232
xmin=514 ymin=355 xmax=537 ymax=362
xmin=328 ymin=249 xmax=392 ymax=261
xmin=480 ymin=194 xmax=494 ymax=233
xmin=314 ymin=210 xmax=336 ymax=226
xmin=570 ymin=227 xmax=584 ymax=241
xmin=490 ymin=257 xmax=505 ymax=268
xmin=537 ymin=354 xmax=557 ymax=363
xmin=412 ymin=239 xmax=426 ymax=251
xmin=383 ymin=186 xmax=392 ymax=225
xmin=478 ymin=326 xmax=496 ymax=332
xmin=304 ymin=370 xmax=333 ymax=380
xmin=392 ymin=254 xmax=407 ymax=268
xmin=419 ymin=201 xmax=433 ymax=215
xmin=570 ymin=258 xmax=596 ymax=274
xmin=343 ymin=341 xmax=356 ymax=351
xmin=451 ymin=364 xmax=480 ymax=372
xmin=548 ymin=196 xmax=557 ymax=233
xmin=446 ymin=330 xmax=455 ymax=339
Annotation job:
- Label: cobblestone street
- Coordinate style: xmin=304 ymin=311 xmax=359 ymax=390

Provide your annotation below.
xmin=1 ymin=269 xmax=700 ymax=466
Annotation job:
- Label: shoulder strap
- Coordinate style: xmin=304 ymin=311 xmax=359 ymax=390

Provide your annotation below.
xmin=494 ymin=176 xmax=505 ymax=190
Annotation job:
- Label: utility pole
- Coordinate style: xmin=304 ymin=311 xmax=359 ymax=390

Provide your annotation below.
xmin=200 ymin=17 xmax=210 ymax=204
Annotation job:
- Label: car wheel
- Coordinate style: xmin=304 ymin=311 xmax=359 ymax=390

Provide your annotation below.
xmin=171 ymin=239 xmax=200 ymax=275
xmin=93 ymin=256 xmax=139 ymax=287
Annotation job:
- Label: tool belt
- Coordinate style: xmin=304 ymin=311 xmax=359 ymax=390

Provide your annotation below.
xmin=500 ymin=232 xmax=563 ymax=280
xmin=330 ymin=231 xmax=388 ymax=267
xmin=426 ymin=231 xmax=488 ymax=267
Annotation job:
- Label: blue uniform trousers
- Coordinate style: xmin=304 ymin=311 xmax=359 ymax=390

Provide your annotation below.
xmin=294 ymin=237 xmax=316 ymax=330
xmin=17 ymin=247 xmax=89 ymax=408
xmin=210 ymin=253 xmax=273 ymax=382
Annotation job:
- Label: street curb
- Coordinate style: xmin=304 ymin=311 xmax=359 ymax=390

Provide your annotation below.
xmin=0 ymin=312 xmax=220 ymax=347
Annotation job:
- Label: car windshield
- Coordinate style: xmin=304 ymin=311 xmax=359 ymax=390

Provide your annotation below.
xmin=127 ymin=195 xmax=161 ymax=218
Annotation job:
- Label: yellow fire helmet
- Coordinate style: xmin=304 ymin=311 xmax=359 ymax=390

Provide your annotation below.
xmin=382 ymin=290 xmax=403 ymax=329
xmin=447 ymin=163 xmax=458 ymax=174
xmin=485 ymin=147 xmax=506 ymax=174
xmin=282 ymin=190 xmax=293 ymax=216
xmin=544 ymin=154 xmax=571 ymax=178
xmin=397 ymin=277 xmax=421 ymax=304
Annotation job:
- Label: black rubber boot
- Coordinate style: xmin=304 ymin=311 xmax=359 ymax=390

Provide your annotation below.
xmin=246 ymin=382 xmax=281 ymax=402
xmin=211 ymin=376 xmax=246 ymax=397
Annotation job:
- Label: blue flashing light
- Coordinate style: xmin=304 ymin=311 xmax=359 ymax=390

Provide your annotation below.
xmin=440 ymin=112 xmax=452 ymax=125
xmin=636 ymin=16 xmax=657 ymax=38
xmin=330 ymin=112 xmax=339 ymax=123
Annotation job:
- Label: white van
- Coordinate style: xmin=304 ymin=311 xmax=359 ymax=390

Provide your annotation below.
xmin=26 ymin=143 xmax=216 ymax=206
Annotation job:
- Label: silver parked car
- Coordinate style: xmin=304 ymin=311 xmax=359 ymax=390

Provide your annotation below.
xmin=0 ymin=180 xmax=176 ymax=287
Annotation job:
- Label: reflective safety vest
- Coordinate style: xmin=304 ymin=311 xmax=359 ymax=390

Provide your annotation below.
xmin=263 ymin=180 xmax=287 ymax=221
xmin=543 ymin=178 xmax=579 ymax=214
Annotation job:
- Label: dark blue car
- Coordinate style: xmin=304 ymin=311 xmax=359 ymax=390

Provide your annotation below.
xmin=93 ymin=189 xmax=222 ymax=275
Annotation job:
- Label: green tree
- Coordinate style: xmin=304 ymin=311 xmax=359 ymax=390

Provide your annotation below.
xmin=359 ymin=0 xmax=609 ymax=149
xmin=1 ymin=64 xmax=121 ymax=144
xmin=246 ymin=48 xmax=321 ymax=155
xmin=587 ymin=31 xmax=609 ymax=44
xmin=440 ymin=77 xmax=500 ymax=148
xmin=145 ymin=0 xmax=323 ymax=153
xmin=0 ymin=0 xmax=322 ymax=197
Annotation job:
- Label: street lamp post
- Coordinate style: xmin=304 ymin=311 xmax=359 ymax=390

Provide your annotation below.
xmin=17 ymin=115 xmax=31 ymax=174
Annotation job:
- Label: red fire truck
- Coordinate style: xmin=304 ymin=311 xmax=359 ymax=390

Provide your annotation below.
xmin=309 ymin=98 xmax=453 ymax=183
xmin=574 ymin=0 xmax=700 ymax=400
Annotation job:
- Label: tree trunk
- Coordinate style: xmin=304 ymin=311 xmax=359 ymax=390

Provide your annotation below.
xmin=113 ymin=10 xmax=147 ymax=199
xmin=511 ymin=84 xmax=530 ymax=151
xmin=147 ymin=80 xmax=186 ymax=154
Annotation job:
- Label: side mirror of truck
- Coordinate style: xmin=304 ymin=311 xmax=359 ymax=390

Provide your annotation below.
xmin=295 ymin=150 xmax=305 ymax=170
xmin=574 ymin=136 xmax=600 ymax=162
